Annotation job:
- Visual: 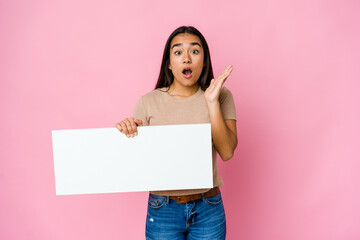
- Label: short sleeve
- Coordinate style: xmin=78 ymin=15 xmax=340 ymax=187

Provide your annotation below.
xmin=219 ymin=87 xmax=237 ymax=120
xmin=132 ymin=96 xmax=149 ymax=126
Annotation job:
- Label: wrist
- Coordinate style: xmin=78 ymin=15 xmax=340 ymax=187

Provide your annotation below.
xmin=207 ymin=100 xmax=220 ymax=110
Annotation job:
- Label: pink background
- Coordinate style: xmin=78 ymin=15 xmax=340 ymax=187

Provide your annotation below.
xmin=1 ymin=0 xmax=359 ymax=239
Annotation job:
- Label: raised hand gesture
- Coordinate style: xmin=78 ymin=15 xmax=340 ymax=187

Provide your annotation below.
xmin=204 ymin=65 xmax=233 ymax=105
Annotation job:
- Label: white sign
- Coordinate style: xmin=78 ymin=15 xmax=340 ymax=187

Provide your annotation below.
xmin=52 ymin=124 xmax=213 ymax=195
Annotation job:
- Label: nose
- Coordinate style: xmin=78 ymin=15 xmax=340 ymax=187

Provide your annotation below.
xmin=183 ymin=52 xmax=191 ymax=63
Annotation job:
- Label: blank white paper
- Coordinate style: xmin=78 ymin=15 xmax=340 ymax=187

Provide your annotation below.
xmin=52 ymin=123 xmax=213 ymax=195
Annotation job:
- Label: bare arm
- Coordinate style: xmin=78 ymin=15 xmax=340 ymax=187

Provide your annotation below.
xmin=205 ymin=65 xmax=238 ymax=161
xmin=208 ymin=102 xmax=237 ymax=161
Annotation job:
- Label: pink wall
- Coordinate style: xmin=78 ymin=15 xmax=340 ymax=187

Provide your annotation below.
xmin=1 ymin=0 xmax=359 ymax=239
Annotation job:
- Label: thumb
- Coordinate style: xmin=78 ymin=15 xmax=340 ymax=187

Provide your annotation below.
xmin=134 ymin=118 xmax=143 ymax=126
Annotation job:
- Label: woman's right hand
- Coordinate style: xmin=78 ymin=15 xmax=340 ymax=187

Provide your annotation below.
xmin=115 ymin=117 xmax=143 ymax=137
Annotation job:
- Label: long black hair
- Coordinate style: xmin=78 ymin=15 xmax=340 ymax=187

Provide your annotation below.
xmin=155 ymin=26 xmax=214 ymax=91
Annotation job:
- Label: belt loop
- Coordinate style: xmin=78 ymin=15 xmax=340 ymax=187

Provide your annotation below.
xmin=201 ymin=193 xmax=205 ymax=202
xmin=166 ymin=196 xmax=169 ymax=204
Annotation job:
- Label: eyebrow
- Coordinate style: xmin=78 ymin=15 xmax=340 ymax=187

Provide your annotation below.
xmin=171 ymin=42 xmax=201 ymax=49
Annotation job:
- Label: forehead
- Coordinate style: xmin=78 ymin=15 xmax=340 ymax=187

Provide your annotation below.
xmin=170 ymin=33 xmax=202 ymax=48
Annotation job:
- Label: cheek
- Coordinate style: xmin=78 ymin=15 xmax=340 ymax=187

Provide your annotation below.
xmin=195 ymin=54 xmax=205 ymax=65
xmin=169 ymin=58 xmax=181 ymax=70
xmin=195 ymin=60 xmax=205 ymax=71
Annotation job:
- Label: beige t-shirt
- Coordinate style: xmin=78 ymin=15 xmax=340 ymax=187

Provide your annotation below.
xmin=133 ymin=86 xmax=236 ymax=196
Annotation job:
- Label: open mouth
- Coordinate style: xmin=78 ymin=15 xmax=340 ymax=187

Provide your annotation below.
xmin=182 ymin=68 xmax=192 ymax=78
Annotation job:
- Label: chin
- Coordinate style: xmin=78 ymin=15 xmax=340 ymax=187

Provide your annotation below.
xmin=184 ymin=81 xmax=198 ymax=87
xmin=185 ymin=77 xmax=200 ymax=85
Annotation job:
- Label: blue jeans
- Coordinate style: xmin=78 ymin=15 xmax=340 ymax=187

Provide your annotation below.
xmin=145 ymin=191 xmax=226 ymax=240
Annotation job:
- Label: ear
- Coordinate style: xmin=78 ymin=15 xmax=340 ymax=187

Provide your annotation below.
xmin=168 ymin=64 xmax=172 ymax=70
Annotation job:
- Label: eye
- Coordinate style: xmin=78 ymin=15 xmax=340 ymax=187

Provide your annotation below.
xmin=174 ymin=51 xmax=181 ymax=55
xmin=192 ymin=49 xmax=199 ymax=54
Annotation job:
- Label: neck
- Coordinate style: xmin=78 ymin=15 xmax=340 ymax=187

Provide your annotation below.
xmin=168 ymin=82 xmax=199 ymax=98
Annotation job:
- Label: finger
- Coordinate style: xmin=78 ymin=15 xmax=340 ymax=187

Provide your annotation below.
xmin=134 ymin=119 xmax=143 ymax=126
xmin=220 ymin=65 xmax=233 ymax=78
xmin=115 ymin=123 xmax=124 ymax=133
xmin=123 ymin=119 xmax=134 ymax=137
xmin=218 ymin=67 xmax=232 ymax=84
xmin=217 ymin=70 xmax=229 ymax=81
xmin=120 ymin=118 xmax=131 ymax=136
xmin=225 ymin=64 xmax=233 ymax=73
xmin=226 ymin=65 xmax=233 ymax=75
xmin=129 ymin=118 xmax=138 ymax=136
xmin=218 ymin=67 xmax=229 ymax=78
xmin=214 ymin=74 xmax=228 ymax=90
xmin=120 ymin=122 xmax=130 ymax=136
xmin=222 ymin=66 xmax=232 ymax=76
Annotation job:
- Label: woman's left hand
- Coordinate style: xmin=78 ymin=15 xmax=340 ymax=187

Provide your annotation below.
xmin=204 ymin=65 xmax=233 ymax=105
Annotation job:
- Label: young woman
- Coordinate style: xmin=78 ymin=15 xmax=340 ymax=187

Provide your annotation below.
xmin=115 ymin=26 xmax=237 ymax=240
